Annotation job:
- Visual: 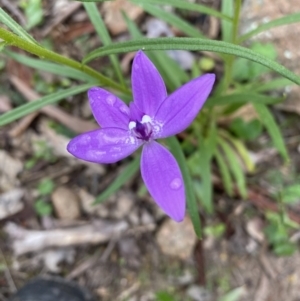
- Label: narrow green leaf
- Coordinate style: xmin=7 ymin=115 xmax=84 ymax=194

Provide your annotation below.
xmin=83 ymin=2 xmax=125 ymax=86
xmin=214 ymin=149 xmax=233 ymax=196
xmin=122 ymin=12 xmax=188 ymax=90
xmin=239 ymin=12 xmax=300 ymax=43
xmin=166 ymin=136 xmax=202 ymax=238
xmin=207 ymin=92 xmax=282 ymax=107
xmin=95 ymin=155 xmax=140 ymax=204
xmin=82 ymin=37 xmax=300 ymax=86
xmin=220 ymin=130 xmax=255 ymax=173
xmin=0 ymin=83 xmax=95 ymax=126
xmin=0 ymin=27 xmax=129 ymax=94
xmin=218 ymin=137 xmax=247 ymax=198
xmin=0 ymin=8 xmax=37 ymax=44
xmin=252 ymin=78 xmax=293 ymax=93
xmin=5 ymin=51 xmax=95 ymax=81
xmin=75 ymin=0 xmax=111 ymax=2
xmin=253 ymin=103 xmax=289 ymax=161
xmin=221 ymin=0 xmax=234 ymax=42
xmin=197 ymin=144 xmax=213 ymax=214
xmin=138 ymin=3 xmax=204 ymax=38
xmin=130 ymin=0 xmax=232 ymax=21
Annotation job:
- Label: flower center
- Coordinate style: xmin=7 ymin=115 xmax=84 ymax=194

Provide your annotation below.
xmin=129 ymin=115 xmax=153 ymax=141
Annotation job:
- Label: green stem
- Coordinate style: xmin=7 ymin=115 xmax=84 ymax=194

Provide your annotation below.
xmin=223 ymin=0 xmax=242 ymax=92
xmin=0 ymin=27 xmax=130 ymax=95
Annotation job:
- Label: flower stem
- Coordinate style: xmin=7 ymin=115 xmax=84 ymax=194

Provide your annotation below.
xmin=0 ymin=27 xmax=130 ymax=95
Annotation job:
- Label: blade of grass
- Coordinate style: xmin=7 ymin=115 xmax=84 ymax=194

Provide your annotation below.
xmin=138 ymin=3 xmax=204 ymax=38
xmin=122 ymin=12 xmax=188 ymax=90
xmin=130 ymin=0 xmax=232 ymax=21
xmin=95 ymin=155 xmax=140 ymax=204
xmin=214 ymin=149 xmax=233 ymax=196
xmin=253 ymin=103 xmax=289 ymax=161
xmin=0 ymin=83 xmax=95 ymax=126
xmin=0 ymin=27 xmax=130 ymax=94
xmin=5 ymin=50 xmax=95 ymax=82
xmin=219 ymin=130 xmax=255 ymax=173
xmin=207 ymin=92 xmax=283 ymax=107
xmin=166 ymin=136 xmax=202 ymax=238
xmin=82 ymin=37 xmax=300 ymax=86
xmin=239 ymin=12 xmax=300 ymax=43
xmin=252 ymin=78 xmax=293 ymax=93
xmin=83 ymin=2 xmax=125 ymax=86
xmin=0 ymin=8 xmax=37 ymax=44
xmin=221 ymin=0 xmax=234 ymax=42
xmin=218 ymin=136 xmax=247 ymax=198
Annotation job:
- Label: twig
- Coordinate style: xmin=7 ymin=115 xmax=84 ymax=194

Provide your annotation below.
xmin=5 ymin=220 xmax=129 ymax=256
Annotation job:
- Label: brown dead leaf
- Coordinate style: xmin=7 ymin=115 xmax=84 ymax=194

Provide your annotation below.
xmin=102 ymin=0 xmax=144 ymax=35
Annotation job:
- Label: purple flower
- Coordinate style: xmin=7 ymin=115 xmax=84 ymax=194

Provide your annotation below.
xmin=67 ymin=51 xmax=215 ymax=222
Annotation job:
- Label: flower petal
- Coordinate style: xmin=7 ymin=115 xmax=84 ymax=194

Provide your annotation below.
xmin=141 ymin=141 xmax=185 ymax=222
xmin=129 ymin=101 xmax=143 ymax=121
xmin=67 ymin=128 xmax=142 ymax=164
xmin=154 ymin=74 xmax=215 ymax=138
xmin=88 ymin=87 xmax=130 ymax=130
xmin=131 ymin=51 xmax=167 ymax=117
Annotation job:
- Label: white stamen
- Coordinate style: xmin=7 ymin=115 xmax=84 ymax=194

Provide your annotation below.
xmin=141 ymin=115 xmax=151 ymax=124
xmin=129 ymin=121 xmax=136 ymax=130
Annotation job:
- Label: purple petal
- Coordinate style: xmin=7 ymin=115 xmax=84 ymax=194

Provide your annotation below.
xmin=131 ymin=51 xmax=167 ymax=117
xmin=129 ymin=101 xmax=143 ymax=121
xmin=67 ymin=128 xmax=142 ymax=164
xmin=141 ymin=141 xmax=185 ymax=222
xmin=88 ymin=87 xmax=130 ymax=130
xmin=154 ymin=74 xmax=215 ymax=138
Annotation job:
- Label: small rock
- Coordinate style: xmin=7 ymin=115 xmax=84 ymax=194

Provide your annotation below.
xmin=111 ymin=192 xmax=134 ymax=219
xmin=246 ymin=217 xmax=265 ymax=243
xmin=78 ymin=188 xmax=109 ymax=217
xmin=38 ymin=248 xmax=75 ymax=273
xmin=0 ymin=150 xmax=23 ymax=191
xmin=0 ymin=189 xmax=24 ymax=220
xmin=51 ymin=186 xmax=81 ymax=220
xmin=103 ymin=0 xmax=144 ymax=35
xmin=156 ymin=217 xmax=197 ymax=260
xmin=140 ymin=210 xmax=154 ymax=225
xmin=171 ymin=270 xmax=194 ymax=286
xmin=128 ymin=207 xmax=140 ymax=225
xmin=145 ymin=19 xmax=173 ymax=38
xmin=118 ymin=237 xmax=141 ymax=268
xmin=186 ymin=285 xmax=213 ymax=301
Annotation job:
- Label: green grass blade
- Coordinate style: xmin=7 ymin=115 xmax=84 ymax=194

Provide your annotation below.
xmin=95 ymin=155 xmax=140 ymax=204
xmin=82 ymin=37 xmax=300 ymax=86
xmin=0 ymin=8 xmax=37 ymax=44
xmin=207 ymin=92 xmax=282 ymax=107
xmin=0 ymin=83 xmax=95 ymax=126
xmin=197 ymin=144 xmax=213 ymax=214
xmin=123 ymin=12 xmax=188 ymax=90
xmin=252 ymin=78 xmax=293 ymax=93
xmin=75 ymin=0 xmax=111 ymax=2
xmin=218 ymin=137 xmax=247 ymax=198
xmin=130 ymin=0 xmax=232 ymax=21
xmin=5 ymin=51 xmax=95 ymax=82
xmin=219 ymin=130 xmax=255 ymax=173
xmin=239 ymin=12 xmax=300 ymax=43
xmin=83 ymin=2 xmax=125 ymax=86
xmin=221 ymin=0 xmax=234 ymax=42
xmin=166 ymin=136 xmax=202 ymax=238
xmin=253 ymin=103 xmax=289 ymax=161
xmin=138 ymin=3 xmax=204 ymax=38
xmin=0 ymin=27 xmax=129 ymax=94
xmin=214 ymin=149 xmax=233 ymax=196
